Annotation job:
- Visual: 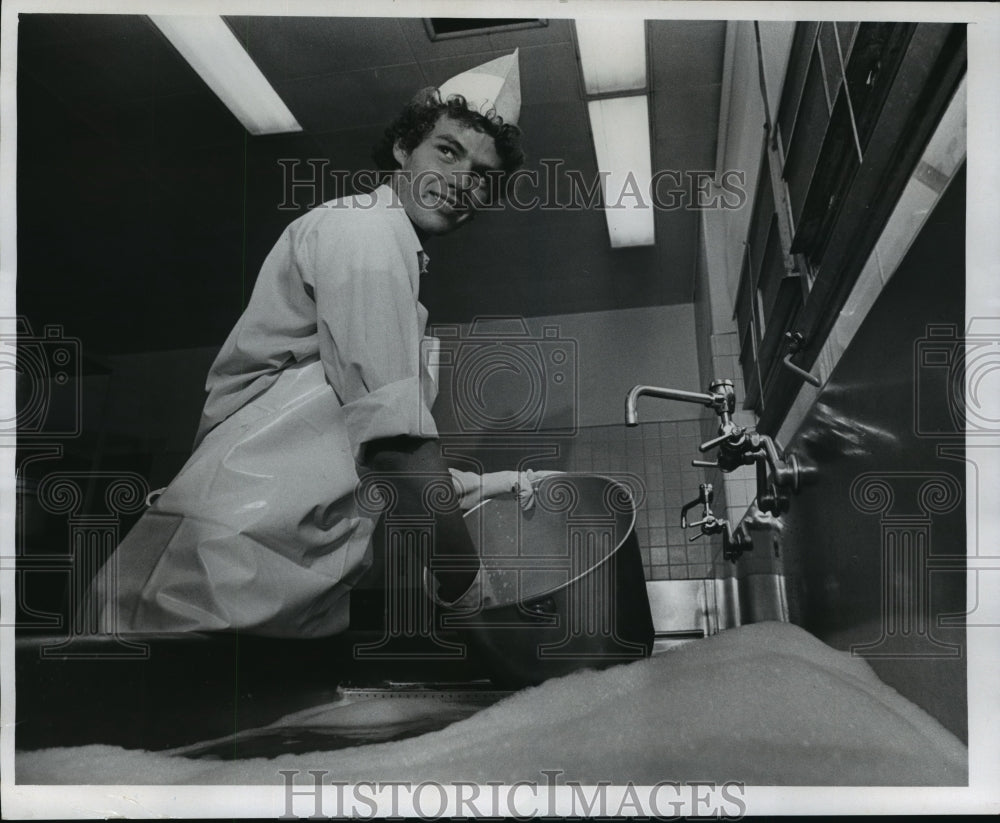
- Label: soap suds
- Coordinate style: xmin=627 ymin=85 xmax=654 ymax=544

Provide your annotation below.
xmin=15 ymin=622 xmax=966 ymax=786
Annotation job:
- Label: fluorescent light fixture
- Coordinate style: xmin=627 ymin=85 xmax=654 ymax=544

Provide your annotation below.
xmin=575 ymin=19 xmax=647 ymax=95
xmin=588 ymin=96 xmax=655 ymax=248
xmin=150 ymin=16 xmax=301 ymax=136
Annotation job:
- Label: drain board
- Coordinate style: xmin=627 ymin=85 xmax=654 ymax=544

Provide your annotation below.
xmin=340 ymin=680 xmax=512 ymax=702
xmin=170 ymin=682 xmax=513 ymax=760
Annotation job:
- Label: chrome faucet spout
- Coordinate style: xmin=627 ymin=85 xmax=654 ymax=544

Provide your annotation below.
xmin=625 ymin=383 xmax=731 ymax=426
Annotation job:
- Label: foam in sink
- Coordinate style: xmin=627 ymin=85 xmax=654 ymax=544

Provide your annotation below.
xmin=16 ymin=621 xmax=966 ymax=786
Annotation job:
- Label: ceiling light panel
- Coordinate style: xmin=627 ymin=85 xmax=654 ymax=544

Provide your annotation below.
xmin=150 ymin=15 xmax=302 ymax=136
xmin=575 ymin=19 xmax=647 ymax=95
xmin=588 ymin=96 xmax=655 ymax=248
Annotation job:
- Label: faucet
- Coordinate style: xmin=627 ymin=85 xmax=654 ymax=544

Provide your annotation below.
xmin=626 ymin=379 xmax=736 ymax=428
xmin=699 ymin=427 xmax=806 ymax=515
xmin=680 ymin=483 xmax=751 ymax=563
xmin=625 ymin=379 xmax=815 ymax=519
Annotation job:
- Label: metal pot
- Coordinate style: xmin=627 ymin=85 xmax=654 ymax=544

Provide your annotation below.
xmin=451 ymin=473 xmax=654 ymax=688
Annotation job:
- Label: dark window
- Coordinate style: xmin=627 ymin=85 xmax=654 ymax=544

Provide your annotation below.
xmin=425 ymin=19 xmax=546 ymax=39
xmin=735 ymin=21 xmax=966 ymax=431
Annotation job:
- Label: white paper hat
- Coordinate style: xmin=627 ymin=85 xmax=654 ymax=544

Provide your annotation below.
xmin=438 ymin=49 xmax=521 ymax=126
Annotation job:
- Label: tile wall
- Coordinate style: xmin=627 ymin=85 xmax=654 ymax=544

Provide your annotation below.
xmin=560 ymin=420 xmax=711 ymax=581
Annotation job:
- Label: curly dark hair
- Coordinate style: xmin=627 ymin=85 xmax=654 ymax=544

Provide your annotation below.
xmin=372 ymin=88 xmax=525 ymax=198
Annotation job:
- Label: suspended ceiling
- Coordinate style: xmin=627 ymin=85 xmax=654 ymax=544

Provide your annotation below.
xmin=16 ymin=13 xmax=726 ymax=354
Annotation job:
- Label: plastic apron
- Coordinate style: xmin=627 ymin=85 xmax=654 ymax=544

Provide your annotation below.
xmin=85 ymin=186 xmax=439 ymax=638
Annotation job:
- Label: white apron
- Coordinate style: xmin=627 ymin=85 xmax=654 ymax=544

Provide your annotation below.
xmin=86 ymin=186 xmax=440 ymax=638
xmin=88 ymin=359 xmax=375 ymax=637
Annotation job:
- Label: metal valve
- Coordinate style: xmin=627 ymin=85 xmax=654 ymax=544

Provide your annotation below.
xmin=692 ymin=426 xmax=811 ymax=516
xmin=680 ymin=483 xmax=752 ymax=563
xmin=680 ymin=483 xmax=716 ymax=534
xmin=625 ymin=377 xmax=816 ymax=539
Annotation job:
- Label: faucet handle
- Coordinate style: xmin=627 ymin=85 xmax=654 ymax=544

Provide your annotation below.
xmin=781 ymin=332 xmax=822 ymax=387
xmin=698 ymin=431 xmax=730 ymax=452
xmin=698 ymin=424 xmax=745 ymax=454
xmin=680 ymin=483 xmax=714 ymax=528
xmin=677 ymin=482 xmax=753 ymax=562
xmin=685 ymin=511 xmax=719 ymax=537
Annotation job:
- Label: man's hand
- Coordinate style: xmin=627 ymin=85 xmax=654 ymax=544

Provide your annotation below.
xmin=449 ymin=468 xmax=565 ymax=511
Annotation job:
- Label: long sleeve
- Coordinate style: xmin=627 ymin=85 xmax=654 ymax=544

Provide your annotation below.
xmin=197 ymin=186 xmax=438 ymax=453
xmin=111 ymin=187 xmax=437 ymax=639
xmin=298 ymin=201 xmax=438 ymax=450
